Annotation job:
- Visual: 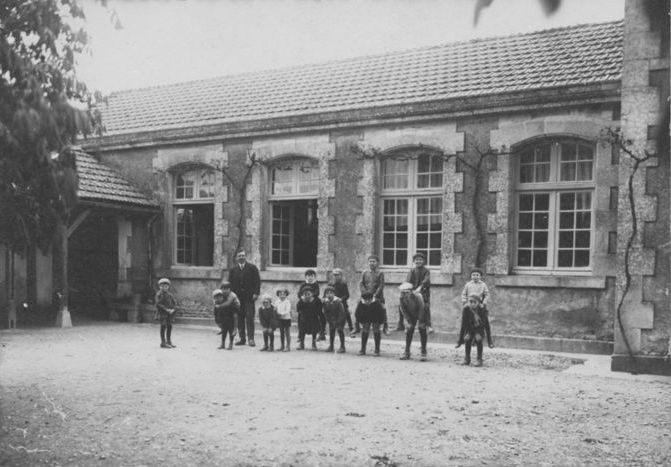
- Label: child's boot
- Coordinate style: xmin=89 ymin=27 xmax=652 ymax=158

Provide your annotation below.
xmin=462 ymin=342 xmax=472 ymax=365
xmin=298 ymin=335 xmax=305 ymax=350
xmin=260 ymin=333 xmax=269 ymax=351
xmin=311 ymin=335 xmax=318 ymax=350
xmin=399 ymin=328 xmax=412 ymax=359
xmin=337 ymin=330 xmax=346 ymax=353
xmin=358 ymin=332 xmax=369 ymax=355
xmin=373 ymin=332 xmax=381 ymax=356
xmin=269 ymin=334 xmax=275 ymax=351
xmin=327 ymin=328 xmax=335 ymax=352
xmin=420 ymin=328 xmax=428 ymax=361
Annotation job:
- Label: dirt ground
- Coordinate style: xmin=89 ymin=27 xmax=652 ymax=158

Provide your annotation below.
xmin=0 ymin=322 xmax=669 ymax=467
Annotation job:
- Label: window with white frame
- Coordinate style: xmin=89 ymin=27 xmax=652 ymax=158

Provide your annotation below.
xmin=173 ymin=168 xmax=215 ymax=266
xmin=380 ymin=152 xmax=444 ymax=267
xmin=515 ymin=139 xmax=595 ymax=271
xmin=269 ymin=158 xmax=319 ymax=267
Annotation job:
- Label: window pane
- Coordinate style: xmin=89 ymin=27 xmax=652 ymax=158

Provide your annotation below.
xmin=560 ymin=162 xmax=576 ymax=182
xmin=416 ymin=197 xmax=442 ymax=266
xmin=416 ymin=154 xmax=443 ymax=189
xmin=534 ymin=231 xmax=548 ymax=248
xmin=382 ymin=198 xmax=409 ymax=266
xmin=175 ymin=205 xmax=213 ymax=266
xmin=560 ymin=143 xmax=577 ymax=161
xmin=271 ymin=166 xmax=293 ymax=196
xmin=577 ymin=162 xmax=593 ymax=181
xmin=560 ymin=193 xmax=575 ymax=210
xmin=532 ymin=250 xmax=547 ymax=267
xmin=534 ymin=213 xmax=548 ymax=229
xmin=557 ymin=250 xmax=573 ymax=267
xmin=559 ymin=231 xmax=574 ymax=248
xmin=199 ymin=170 xmax=215 ymax=198
xmin=383 ymin=159 xmax=409 ymax=190
xmin=535 ymin=194 xmax=549 ymax=211
xmin=429 ymin=250 xmax=441 ymax=265
xmin=520 ymin=165 xmax=534 ymax=183
xmin=518 ymin=249 xmax=531 ymax=266
xmin=535 ymin=164 xmax=550 ymax=183
xmin=518 ymin=231 xmax=532 ymax=248
xmin=519 ymin=213 xmax=533 ymax=229
xmin=297 ymin=161 xmax=319 ymax=194
xmin=574 ymin=250 xmax=590 ymax=267
xmin=559 ymin=212 xmax=574 ymax=229
xmin=176 ymin=172 xmax=195 ymax=199
xmin=576 ymin=192 xmax=591 ymax=210
xmin=430 ymin=232 xmax=441 ymax=248
xmin=575 ymin=231 xmax=590 ymax=248
xmin=519 ymin=194 xmax=533 ymax=211
xmin=417 ymin=233 xmax=428 ymax=248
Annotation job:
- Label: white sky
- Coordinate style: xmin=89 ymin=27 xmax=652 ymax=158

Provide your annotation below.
xmin=76 ymin=0 xmax=624 ymax=94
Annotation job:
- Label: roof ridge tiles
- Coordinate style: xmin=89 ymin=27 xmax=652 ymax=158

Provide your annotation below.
xmin=106 ymin=19 xmax=623 ymax=96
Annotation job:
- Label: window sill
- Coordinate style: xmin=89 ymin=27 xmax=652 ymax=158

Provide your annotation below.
xmin=169 ymin=266 xmax=221 ymax=280
xmin=494 ymin=275 xmax=606 ymax=289
xmin=380 ymin=269 xmax=453 ymax=285
xmin=261 ymin=268 xmax=327 ymax=282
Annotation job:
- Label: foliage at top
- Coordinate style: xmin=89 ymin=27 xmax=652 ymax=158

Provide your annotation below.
xmin=0 ymin=0 xmax=101 ymax=253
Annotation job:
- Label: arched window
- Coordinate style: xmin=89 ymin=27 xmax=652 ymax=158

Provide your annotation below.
xmin=173 ymin=167 xmax=215 ymax=266
xmin=380 ymin=151 xmax=443 ymax=267
xmin=515 ymin=139 xmax=595 ymax=271
xmin=268 ymin=158 xmax=319 ymax=267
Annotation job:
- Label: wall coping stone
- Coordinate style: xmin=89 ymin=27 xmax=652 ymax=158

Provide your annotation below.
xmin=495 ymin=274 xmax=607 ymax=289
xmin=167 ymin=266 xmax=222 ymax=280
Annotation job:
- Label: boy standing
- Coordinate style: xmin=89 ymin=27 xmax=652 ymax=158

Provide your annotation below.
xmin=405 ymin=252 xmax=432 ymax=333
xmin=461 ymin=268 xmax=493 ymax=348
xmin=322 ymin=285 xmax=347 ymax=353
xmin=155 ymin=278 xmax=177 ymax=349
xmin=330 ymin=268 xmax=353 ymax=334
xmin=358 ymin=255 xmax=387 ymax=335
xmin=456 ymin=294 xmax=488 ymax=366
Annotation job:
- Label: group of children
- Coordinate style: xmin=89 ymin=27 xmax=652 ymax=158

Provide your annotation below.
xmin=155 ymin=255 xmax=495 ymax=366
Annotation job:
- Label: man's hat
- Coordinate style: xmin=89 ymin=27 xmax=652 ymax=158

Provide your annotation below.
xmin=158 ymin=278 xmax=171 ymax=286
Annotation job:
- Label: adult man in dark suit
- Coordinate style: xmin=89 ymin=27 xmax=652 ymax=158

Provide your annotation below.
xmin=227 ymin=249 xmax=261 ymax=347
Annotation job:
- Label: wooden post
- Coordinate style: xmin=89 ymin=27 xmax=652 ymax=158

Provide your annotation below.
xmin=55 ymin=220 xmax=72 ymax=327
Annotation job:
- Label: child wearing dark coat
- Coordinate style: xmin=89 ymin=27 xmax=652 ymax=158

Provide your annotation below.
xmin=456 ymin=294 xmax=488 ymax=366
xmin=461 ymin=268 xmax=494 ymax=348
xmin=330 ymin=268 xmax=353 ymax=334
xmin=354 ymin=291 xmax=387 ymax=356
xmin=297 ymin=288 xmax=322 ymax=350
xmin=298 ymin=269 xmax=325 ymax=341
xmin=322 ymin=285 xmax=347 ymax=353
xmin=213 ymin=282 xmax=240 ymax=350
xmin=258 ymin=294 xmax=279 ymax=351
xmin=155 ymin=278 xmax=177 ymax=349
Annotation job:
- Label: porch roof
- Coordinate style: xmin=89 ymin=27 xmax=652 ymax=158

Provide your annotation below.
xmin=76 ymin=151 xmax=158 ymax=209
xmin=97 ymin=20 xmax=623 ymax=138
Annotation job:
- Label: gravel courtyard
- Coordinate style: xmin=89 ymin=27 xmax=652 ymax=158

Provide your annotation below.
xmin=1 ymin=322 xmax=669 ymax=466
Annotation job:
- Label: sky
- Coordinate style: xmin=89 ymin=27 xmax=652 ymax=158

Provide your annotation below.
xmin=76 ymin=0 xmax=625 ymax=94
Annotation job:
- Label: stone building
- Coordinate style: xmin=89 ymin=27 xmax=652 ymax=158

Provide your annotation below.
xmin=2 ymin=0 xmax=669 ymax=375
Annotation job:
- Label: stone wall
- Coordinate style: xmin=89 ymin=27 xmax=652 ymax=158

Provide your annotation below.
xmin=612 ymin=0 xmax=671 ymax=374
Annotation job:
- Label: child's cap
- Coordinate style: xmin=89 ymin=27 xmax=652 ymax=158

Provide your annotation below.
xmin=332 ymin=268 xmax=343 ymax=275
xmin=220 ymin=280 xmax=232 ymax=289
xmin=260 ymin=294 xmax=273 ymax=302
xmin=304 ymin=268 xmax=316 ymax=276
xmin=276 ymin=288 xmax=289 ymax=296
xmin=412 ymin=252 xmax=426 ymax=261
xmin=367 ymin=255 xmax=379 ymax=261
xmin=470 ymin=267 xmax=484 ymax=276
xmin=212 ymin=289 xmax=224 ymax=297
xmin=323 ymin=285 xmax=335 ymax=294
xmin=468 ymin=294 xmax=482 ymax=303
xmin=361 ymin=291 xmax=374 ymax=300
xmin=158 ymin=278 xmax=171 ymax=286
xmin=398 ymin=282 xmax=413 ymax=291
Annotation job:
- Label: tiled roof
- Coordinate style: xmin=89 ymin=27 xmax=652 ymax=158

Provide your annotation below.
xmin=100 ymin=20 xmax=623 ymax=136
xmin=76 ymin=151 xmax=158 ymax=208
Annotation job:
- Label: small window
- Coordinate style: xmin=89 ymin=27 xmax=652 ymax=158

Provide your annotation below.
xmin=173 ymin=168 xmax=215 ymax=266
xmin=515 ymin=140 xmax=595 ymax=272
xmin=380 ymin=152 xmax=444 ymax=267
xmin=269 ymin=159 xmax=319 ymax=267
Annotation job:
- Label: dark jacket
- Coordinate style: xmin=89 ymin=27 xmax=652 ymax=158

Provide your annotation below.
xmin=228 ymin=262 xmax=261 ymax=302
xmin=259 ymin=305 xmax=279 ymax=330
xmin=406 ymin=266 xmax=431 ymax=303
